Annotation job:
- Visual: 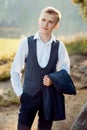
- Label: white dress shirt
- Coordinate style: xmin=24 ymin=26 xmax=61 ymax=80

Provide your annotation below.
xmin=10 ymin=32 xmax=70 ymax=96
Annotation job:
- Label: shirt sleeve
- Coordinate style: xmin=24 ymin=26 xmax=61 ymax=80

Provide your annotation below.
xmin=10 ymin=37 xmax=28 ymax=96
xmin=56 ymin=41 xmax=70 ymax=74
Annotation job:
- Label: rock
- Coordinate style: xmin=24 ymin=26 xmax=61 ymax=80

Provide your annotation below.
xmin=70 ymin=55 xmax=87 ymax=89
xmin=70 ymin=103 xmax=87 ymax=130
xmin=81 ymin=71 xmax=87 ymax=86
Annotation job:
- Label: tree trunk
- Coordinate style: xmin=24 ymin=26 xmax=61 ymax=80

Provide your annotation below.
xmin=70 ymin=103 xmax=87 ymax=130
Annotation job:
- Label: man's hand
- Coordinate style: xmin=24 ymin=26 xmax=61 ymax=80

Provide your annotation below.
xmin=43 ymin=75 xmax=52 ymax=87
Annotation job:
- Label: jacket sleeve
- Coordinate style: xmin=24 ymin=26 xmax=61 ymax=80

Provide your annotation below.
xmin=48 ymin=69 xmax=76 ymax=95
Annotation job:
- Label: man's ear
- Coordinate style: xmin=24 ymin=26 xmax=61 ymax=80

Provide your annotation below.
xmin=55 ymin=23 xmax=59 ymax=29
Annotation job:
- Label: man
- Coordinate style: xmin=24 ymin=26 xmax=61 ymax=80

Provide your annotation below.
xmin=10 ymin=6 xmax=70 ymax=130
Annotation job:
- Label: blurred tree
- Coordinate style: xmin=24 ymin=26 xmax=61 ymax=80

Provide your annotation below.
xmin=72 ymin=0 xmax=87 ymax=21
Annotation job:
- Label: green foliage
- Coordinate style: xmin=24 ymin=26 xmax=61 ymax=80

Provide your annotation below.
xmin=62 ymin=33 xmax=87 ymax=55
xmin=80 ymin=0 xmax=87 ymax=20
xmin=72 ymin=0 xmax=87 ymax=21
xmin=65 ymin=39 xmax=87 ymax=55
xmin=72 ymin=0 xmax=84 ymax=4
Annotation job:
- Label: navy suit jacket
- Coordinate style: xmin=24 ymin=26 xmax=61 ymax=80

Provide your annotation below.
xmin=42 ymin=69 xmax=76 ymax=121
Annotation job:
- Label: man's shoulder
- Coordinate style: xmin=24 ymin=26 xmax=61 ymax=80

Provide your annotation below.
xmin=27 ymin=35 xmax=34 ymax=40
xmin=53 ymin=39 xmax=60 ymax=47
xmin=55 ymin=39 xmax=60 ymax=44
xmin=55 ymin=39 xmax=65 ymax=46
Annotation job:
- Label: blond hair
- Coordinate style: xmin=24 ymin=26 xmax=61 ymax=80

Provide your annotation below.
xmin=40 ymin=7 xmax=62 ymax=23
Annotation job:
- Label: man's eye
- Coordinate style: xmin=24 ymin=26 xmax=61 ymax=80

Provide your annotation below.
xmin=42 ymin=19 xmax=46 ymax=22
xmin=49 ymin=21 xmax=53 ymax=24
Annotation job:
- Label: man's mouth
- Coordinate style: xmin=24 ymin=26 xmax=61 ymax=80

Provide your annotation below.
xmin=43 ymin=27 xmax=48 ymax=30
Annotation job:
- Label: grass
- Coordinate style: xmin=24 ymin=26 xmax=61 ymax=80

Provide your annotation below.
xmin=0 ymin=61 xmax=12 ymax=81
xmin=0 ymin=89 xmax=19 ymax=106
xmin=65 ymin=39 xmax=87 ymax=55
xmin=0 ymin=38 xmax=20 ymax=81
xmin=0 ymin=38 xmax=20 ymax=59
xmin=58 ymin=32 xmax=87 ymax=55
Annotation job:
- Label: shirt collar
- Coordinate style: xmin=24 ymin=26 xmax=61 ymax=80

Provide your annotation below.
xmin=34 ymin=32 xmax=56 ymax=44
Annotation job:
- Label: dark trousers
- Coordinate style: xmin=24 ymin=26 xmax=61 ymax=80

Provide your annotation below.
xmin=17 ymin=92 xmax=53 ymax=130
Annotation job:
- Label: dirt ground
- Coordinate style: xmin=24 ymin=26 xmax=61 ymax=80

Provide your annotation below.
xmin=0 ymin=82 xmax=87 ymax=130
xmin=0 ymin=55 xmax=87 ymax=130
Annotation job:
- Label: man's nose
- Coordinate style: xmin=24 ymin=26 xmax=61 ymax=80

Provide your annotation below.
xmin=44 ymin=21 xmax=48 ymax=27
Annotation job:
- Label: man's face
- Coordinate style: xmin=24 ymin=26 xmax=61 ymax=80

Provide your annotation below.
xmin=38 ymin=12 xmax=58 ymax=35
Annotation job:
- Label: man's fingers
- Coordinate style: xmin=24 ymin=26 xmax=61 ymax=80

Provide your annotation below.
xmin=43 ymin=75 xmax=52 ymax=86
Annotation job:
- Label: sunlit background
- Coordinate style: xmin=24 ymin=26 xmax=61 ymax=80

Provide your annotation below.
xmin=0 ymin=1 xmax=87 ymax=130
xmin=0 ymin=0 xmax=87 ymax=38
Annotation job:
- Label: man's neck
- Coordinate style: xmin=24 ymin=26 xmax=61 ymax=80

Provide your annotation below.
xmin=38 ymin=31 xmax=51 ymax=43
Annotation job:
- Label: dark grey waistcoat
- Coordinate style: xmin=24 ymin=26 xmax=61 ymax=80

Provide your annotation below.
xmin=23 ymin=36 xmax=59 ymax=96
